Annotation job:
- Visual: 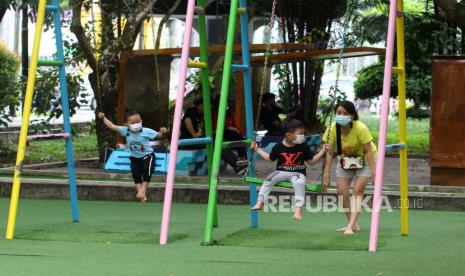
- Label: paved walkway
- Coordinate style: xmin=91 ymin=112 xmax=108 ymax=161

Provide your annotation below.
xmin=36 ymin=157 xmax=431 ymax=186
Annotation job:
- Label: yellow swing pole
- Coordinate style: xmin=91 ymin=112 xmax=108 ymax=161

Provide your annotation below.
xmin=6 ymin=0 xmax=47 ymax=239
xmin=395 ymin=0 xmax=409 ymax=236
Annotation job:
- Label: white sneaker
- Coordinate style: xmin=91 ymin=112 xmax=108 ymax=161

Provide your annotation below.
xmin=235 ymin=166 xmax=248 ymax=175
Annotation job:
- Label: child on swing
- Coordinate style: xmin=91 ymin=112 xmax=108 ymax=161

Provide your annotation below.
xmin=250 ymin=119 xmax=328 ymax=220
xmin=98 ymin=110 xmax=168 ymax=202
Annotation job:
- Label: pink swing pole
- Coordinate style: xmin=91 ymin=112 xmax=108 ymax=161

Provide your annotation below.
xmin=159 ymin=0 xmax=196 ymax=245
xmin=368 ymin=0 xmax=398 ymax=252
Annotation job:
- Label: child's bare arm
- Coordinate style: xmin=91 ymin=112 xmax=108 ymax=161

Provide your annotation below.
xmin=250 ymin=142 xmax=271 ymax=161
xmin=157 ymin=127 xmax=168 ymax=138
xmin=98 ymin=112 xmax=119 ymax=132
xmin=306 ymin=144 xmax=329 ymax=165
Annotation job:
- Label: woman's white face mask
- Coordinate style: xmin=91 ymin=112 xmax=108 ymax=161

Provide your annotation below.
xmin=128 ymin=122 xmax=142 ymax=132
xmin=335 ymin=115 xmax=352 ymax=126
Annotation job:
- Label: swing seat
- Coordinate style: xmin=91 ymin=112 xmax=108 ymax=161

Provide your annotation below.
xmin=385 ymin=143 xmax=406 ymax=153
xmin=245 ymin=177 xmax=323 ymax=192
xmin=104 ymin=149 xmax=168 ymax=175
xmin=104 ymin=148 xmax=225 ymax=176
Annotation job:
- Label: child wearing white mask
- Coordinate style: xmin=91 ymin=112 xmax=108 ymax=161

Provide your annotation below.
xmin=250 ymin=119 xmax=328 ymax=220
xmin=98 ymin=110 xmax=167 ymax=202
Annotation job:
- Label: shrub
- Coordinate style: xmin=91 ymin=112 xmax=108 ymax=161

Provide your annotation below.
xmin=0 ymin=43 xmax=21 ymax=127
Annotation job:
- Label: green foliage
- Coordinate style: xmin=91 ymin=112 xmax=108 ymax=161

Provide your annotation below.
xmin=394 ymin=107 xmax=430 ymax=119
xmin=31 ymin=26 xmax=86 ymax=124
xmin=272 ymin=64 xmax=295 ymax=110
xmin=24 ymin=134 xmax=97 ymax=165
xmin=317 ymin=87 xmax=347 ymax=126
xmin=0 ymin=143 xmax=15 ymax=160
xmin=354 ymin=11 xmax=439 ymax=106
xmin=1 ymin=133 xmax=98 ymax=166
xmin=362 ymin=115 xmax=430 ymax=154
xmin=31 ymin=66 xmax=84 ymax=121
xmin=186 ymin=70 xmax=215 ymax=92
xmin=0 ymin=43 xmax=20 ymax=127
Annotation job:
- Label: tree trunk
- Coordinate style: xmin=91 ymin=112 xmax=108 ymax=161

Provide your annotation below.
xmin=89 ymin=70 xmax=118 ymax=158
xmin=70 ymin=0 xmax=160 ymax=161
xmin=435 ymin=0 xmax=465 ymax=29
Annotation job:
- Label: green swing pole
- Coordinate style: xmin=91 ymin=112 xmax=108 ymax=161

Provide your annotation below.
xmin=203 ymin=0 xmax=239 ymax=244
xmin=197 ymin=0 xmax=218 ymax=227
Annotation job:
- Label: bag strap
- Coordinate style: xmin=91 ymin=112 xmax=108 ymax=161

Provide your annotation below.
xmin=336 ymin=123 xmax=342 ymax=156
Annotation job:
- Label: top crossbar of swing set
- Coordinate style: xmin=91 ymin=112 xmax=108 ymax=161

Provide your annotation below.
xmin=127 ymin=44 xmax=384 ymax=59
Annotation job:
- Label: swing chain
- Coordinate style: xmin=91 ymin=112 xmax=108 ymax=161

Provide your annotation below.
xmin=320 ymin=0 xmax=358 ymax=189
xmin=244 ymin=0 xmax=277 ymax=179
xmin=90 ymin=0 xmax=103 ymax=110
xmin=90 ymin=0 xmax=111 ymax=152
xmin=254 ymin=0 xmax=277 ymax=130
xmin=333 ymin=0 xmax=357 ymax=93
xmin=150 ymin=15 xmax=161 ymax=98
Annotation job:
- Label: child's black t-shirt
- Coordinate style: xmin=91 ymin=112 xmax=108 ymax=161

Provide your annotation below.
xmin=180 ymin=107 xmax=204 ymax=139
xmin=269 ymin=142 xmax=314 ymax=175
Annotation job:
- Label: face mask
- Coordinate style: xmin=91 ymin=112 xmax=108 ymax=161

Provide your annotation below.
xmin=335 ymin=115 xmax=352 ymax=126
xmin=293 ymin=134 xmax=305 ymax=144
xmin=128 ymin=122 xmax=142 ymax=132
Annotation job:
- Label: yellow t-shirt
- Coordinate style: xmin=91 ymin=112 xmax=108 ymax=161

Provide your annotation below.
xmin=323 ymin=121 xmax=377 ymax=159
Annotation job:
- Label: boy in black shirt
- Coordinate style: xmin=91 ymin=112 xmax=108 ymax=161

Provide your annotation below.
xmin=250 ymin=119 xmax=328 ymax=220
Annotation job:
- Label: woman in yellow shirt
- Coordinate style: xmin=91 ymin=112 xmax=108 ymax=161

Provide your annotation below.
xmin=322 ymin=101 xmax=377 ymax=235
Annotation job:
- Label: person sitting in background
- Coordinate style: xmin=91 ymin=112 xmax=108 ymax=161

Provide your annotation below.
xmin=212 ymin=96 xmax=247 ymax=161
xmin=258 ymin=93 xmax=301 ymax=136
xmin=181 ymin=97 xmax=247 ymax=174
xmin=180 ymin=98 xmax=205 ymax=140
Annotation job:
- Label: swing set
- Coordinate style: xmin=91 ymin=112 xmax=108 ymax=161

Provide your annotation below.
xmin=5 ymin=0 xmax=408 ymax=254
xmin=160 ymin=0 xmax=410 ymax=253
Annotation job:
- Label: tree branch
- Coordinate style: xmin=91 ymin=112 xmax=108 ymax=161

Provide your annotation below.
xmin=70 ymin=0 xmax=97 ymax=70
xmin=435 ymin=0 xmax=465 ymax=28
xmin=155 ymin=0 xmax=182 ymax=50
xmin=121 ymin=0 xmax=158 ymax=49
xmin=0 ymin=8 xmax=7 ymax=23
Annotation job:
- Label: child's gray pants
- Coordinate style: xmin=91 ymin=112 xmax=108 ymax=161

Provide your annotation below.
xmin=257 ymin=171 xmax=306 ymax=208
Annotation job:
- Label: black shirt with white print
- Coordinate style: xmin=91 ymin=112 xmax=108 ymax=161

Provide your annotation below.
xmin=269 ymin=142 xmax=314 ymax=175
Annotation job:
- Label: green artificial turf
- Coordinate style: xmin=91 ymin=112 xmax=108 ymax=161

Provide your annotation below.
xmin=0 ymin=198 xmax=464 ymax=275
xmin=219 ymin=228 xmax=389 ymax=251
